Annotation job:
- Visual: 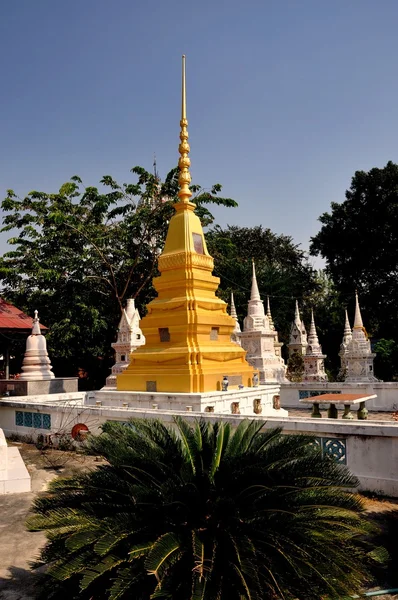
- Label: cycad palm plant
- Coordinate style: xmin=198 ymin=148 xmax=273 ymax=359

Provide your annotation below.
xmin=28 ymin=418 xmax=375 ymax=599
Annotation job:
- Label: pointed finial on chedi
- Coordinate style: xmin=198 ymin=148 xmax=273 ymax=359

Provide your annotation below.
xmin=339 ymin=310 xmax=353 ymax=378
xmin=229 ymin=292 xmax=241 ymax=346
xmin=288 ymin=301 xmax=308 ymax=356
xmin=266 ymin=296 xmax=275 ymax=330
xmin=353 ymin=290 xmax=365 ymax=331
xmin=19 ymin=311 xmax=55 ymax=380
xmin=177 ymin=55 xmax=192 ymax=206
xmin=250 ymin=259 xmax=261 ymax=302
xmin=303 ymin=309 xmax=327 ymax=381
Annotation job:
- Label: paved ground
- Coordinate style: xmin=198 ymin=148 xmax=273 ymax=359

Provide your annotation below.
xmin=0 ymin=439 xmax=397 ymax=599
xmin=0 ymin=445 xmax=100 ymax=600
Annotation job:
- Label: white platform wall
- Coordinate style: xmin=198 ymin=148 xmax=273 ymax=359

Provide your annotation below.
xmin=0 ymin=428 xmax=31 ymax=494
xmin=0 ymin=393 xmax=398 ymax=497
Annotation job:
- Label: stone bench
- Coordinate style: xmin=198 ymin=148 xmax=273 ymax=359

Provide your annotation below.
xmin=299 ymin=393 xmax=377 ymax=420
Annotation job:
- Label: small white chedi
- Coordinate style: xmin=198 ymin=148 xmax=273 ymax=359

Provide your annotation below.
xmin=340 ymin=292 xmax=377 ymax=382
xmin=303 ymin=310 xmax=327 ymax=381
xmin=19 ymin=311 xmax=54 ymax=381
xmin=237 ymin=262 xmax=287 ymax=383
xmin=288 ymin=301 xmax=308 ymax=357
xmin=229 ymin=292 xmax=241 ymax=346
xmin=105 ymin=299 xmax=145 ymax=387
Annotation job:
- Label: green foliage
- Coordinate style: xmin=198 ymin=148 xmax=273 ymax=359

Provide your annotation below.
xmin=374 ymin=339 xmax=398 ymax=382
xmin=306 ymin=272 xmax=348 ymax=379
xmin=0 ymin=167 xmax=235 ymax=385
xmin=310 ymin=161 xmax=398 ymax=347
xmin=286 ymin=351 xmax=305 ymax=382
xmin=206 ymin=225 xmax=320 ymax=345
xmin=27 ymin=418 xmax=377 ymax=600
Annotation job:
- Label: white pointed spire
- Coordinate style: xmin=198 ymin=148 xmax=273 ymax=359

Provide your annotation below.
xmin=266 ymin=296 xmax=274 ymax=330
xmin=230 ymin=292 xmax=241 ymax=345
xmin=306 ymin=310 xmax=322 ymax=355
xmin=308 ymin=309 xmax=317 ymax=339
xmin=340 ymin=309 xmax=353 ymax=364
xmin=289 ymin=300 xmax=307 ymax=356
xmin=32 ymin=310 xmax=41 ymax=335
xmin=250 ymin=260 xmax=261 ymax=302
xmin=344 ymin=310 xmax=352 ymax=337
xmin=244 ymin=261 xmax=267 ymax=326
xmin=294 ymin=300 xmax=301 ymax=326
xmin=125 ymin=298 xmax=136 ymax=321
xmin=353 ymin=291 xmax=364 ymax=330
xmin=230 ymin=292 xmax=238 ymax=320
xmin=230 ymin=293 xmax=241 ymax=334
xmin=303 ymin=309 xmax=327 ymax=381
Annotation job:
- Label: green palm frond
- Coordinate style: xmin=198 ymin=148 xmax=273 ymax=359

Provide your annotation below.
xmin=28 ymin=418 xmax=382 ymax=599
xmin=145 ymin=532 xmax=181 ymax=582
xmin=174 ymin=416 xmax=199 ymax=474
xmin=80 ymin=555 xmax=125 ymax=590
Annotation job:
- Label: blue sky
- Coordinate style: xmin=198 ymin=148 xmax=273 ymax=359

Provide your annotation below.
xmin=1 ymin=0 xmax=397 ymax=266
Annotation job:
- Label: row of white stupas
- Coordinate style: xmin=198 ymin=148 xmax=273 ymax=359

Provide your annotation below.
xmin=106 ymin=263 xmax=377 ymax=386
xmin=16 ymin=272 xmax=376 ymax=385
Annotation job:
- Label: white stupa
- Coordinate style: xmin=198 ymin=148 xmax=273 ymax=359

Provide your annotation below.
xmin=341 ymin=292 xmax=377 ymax=382
xmin=240 ymin=262 xmax=287 ymax=383
xmin=339 ymin=310 xmax=353 ymax=376
xmin=288 ymin=301 xmax=308 ymax=356
xmin=105 ymin=299 xmax=145 ymax=387
xmin=19 ymin=311 xmax=54 ymax=380
xmin=303 ymin=310 xmax=327 ymax=381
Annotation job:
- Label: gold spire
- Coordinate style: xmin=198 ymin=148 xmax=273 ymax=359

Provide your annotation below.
xmin=117 ymin=56 xmax=254 ymax=394
xmin=177 ymin=55 xmax=192 ymax=205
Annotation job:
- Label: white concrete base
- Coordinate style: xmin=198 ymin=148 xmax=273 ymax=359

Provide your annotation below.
xmin=93 ymin=384 xmax=288 ymax=417
xmin=1 ymin=394 xmax=398 ymax=496
xmin=0 ymin=429 xmax=31 ymax=494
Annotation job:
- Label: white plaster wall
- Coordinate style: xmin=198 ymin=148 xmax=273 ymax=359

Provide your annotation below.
xmin=1 ymin=397 xmax=398 ymax=497
xmin=0 ymin=428 xmax=31 ymax=494
xmin=94 ymin=385 xmax=281 ymax=416
xmin=280 ymin=381 xmax=398 ymax=412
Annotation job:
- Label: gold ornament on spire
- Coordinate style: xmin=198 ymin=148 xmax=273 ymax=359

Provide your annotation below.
xmin=178 ymin=55 xmax=192 ymax=204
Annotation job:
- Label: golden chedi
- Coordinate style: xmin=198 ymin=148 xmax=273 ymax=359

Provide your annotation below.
xmin=117 ymin=56 xmax=254 ymax=393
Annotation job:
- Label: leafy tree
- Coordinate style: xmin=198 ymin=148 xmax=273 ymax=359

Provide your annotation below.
xmin=305 ymin=271 xmax=348 ymax=379
xmin=0 ymin=167 xmax=236 ymax=385
xmin=206 ymin=225 xmax=320 ymax=347
xmin=27 ymin=417 xmax=377 ymax=600
xmin=310 ymin=161 xmax=398 ymax=344
xmin=286 ymin=351 xmax=305 ymax=382
xmin=374 ymin=339 xmax=398 ymax=382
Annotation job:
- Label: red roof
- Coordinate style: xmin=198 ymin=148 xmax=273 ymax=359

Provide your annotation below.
xmin=0 ymin=298 xmax=47 ymax=330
